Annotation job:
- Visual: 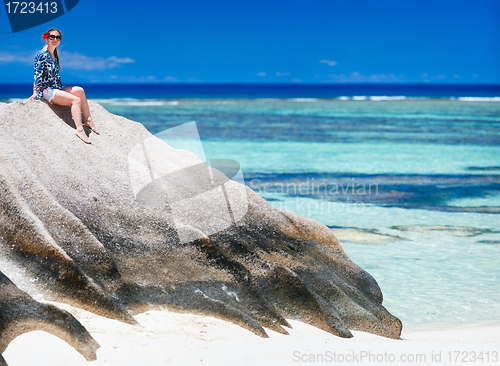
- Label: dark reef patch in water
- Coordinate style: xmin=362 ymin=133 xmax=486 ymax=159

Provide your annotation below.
xmin=467 ymin=166 xmax=500 ymax=172
xmin=477 ymin=240 xmax=500 ymax=245
xmin=140 ymin=114 xmax=500 ymax=145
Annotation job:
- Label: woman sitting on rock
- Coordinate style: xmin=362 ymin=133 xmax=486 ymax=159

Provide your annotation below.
xmin=30 ymin=28 xmax=99 ymax=144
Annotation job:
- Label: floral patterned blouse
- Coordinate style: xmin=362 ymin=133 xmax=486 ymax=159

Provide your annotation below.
xmin=33 ymin=48 xmax=62 ymax=99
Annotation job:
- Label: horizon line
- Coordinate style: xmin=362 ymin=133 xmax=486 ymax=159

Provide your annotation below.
xmin=1 ymin=82 xmax=500 ymax=86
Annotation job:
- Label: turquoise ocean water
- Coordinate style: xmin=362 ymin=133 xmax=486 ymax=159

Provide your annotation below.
xmin=2 ymin=84 xmax=500 ymax=328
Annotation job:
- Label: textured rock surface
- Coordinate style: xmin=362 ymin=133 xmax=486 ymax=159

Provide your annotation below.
xmin=0 ymin=100 xmax=401 ymax=359
xmin=0 ymin=271 xmax=99 ymax=363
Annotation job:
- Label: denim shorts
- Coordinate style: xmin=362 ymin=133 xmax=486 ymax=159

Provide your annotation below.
xmin=42 ymin=88 xmax=60 ymax=103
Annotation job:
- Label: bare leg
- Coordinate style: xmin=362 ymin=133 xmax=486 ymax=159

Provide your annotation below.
xmin=51 ymin=90 xmax=91 ymax=144
xmin=63 ymin=86 xmax=100 ymax=134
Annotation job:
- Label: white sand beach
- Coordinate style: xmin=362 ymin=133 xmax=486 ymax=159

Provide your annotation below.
xmin=3 ymin=303 xmax=499 ymax=366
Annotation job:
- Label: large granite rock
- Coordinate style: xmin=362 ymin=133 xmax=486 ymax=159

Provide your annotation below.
xmin=0 ymin=99 xmax=402 ymax=360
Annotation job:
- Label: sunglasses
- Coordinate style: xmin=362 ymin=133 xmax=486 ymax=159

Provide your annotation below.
xmin=48 ymin=35 xmax=62 ymax=41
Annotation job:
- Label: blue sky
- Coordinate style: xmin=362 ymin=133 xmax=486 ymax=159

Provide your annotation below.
xmin=1 ymin=0 xmax=499 ymax=84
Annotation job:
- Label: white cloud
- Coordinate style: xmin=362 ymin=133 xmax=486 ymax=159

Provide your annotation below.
xmin=325 ymin=71 xmax=404 ymax=83
xmin=257 ymin=72 xmax=266 ymax=77
xmin=59 ymin=51 xmax=135 ymax=70
xmin=0 ymin=50 xmax=36 ymax=64
xmin=111 ymin=75 xmax=160 ymax=83
xmin=87 ymin=75 xmax=187 ymax=83
xmin=0 ymin=49 xmax=135 ymax=70
xmin=163 ymin=76 xmax=179 ymax=82
xmin=291 ymin=78 xmax=302 ymax=83
xmin=276 ymin=72 xmax=290 ymax=76
xmin=417 ymin=73 xmax=461 ymax=82
xmin=320 ymin=59 xmax=338 ymax=67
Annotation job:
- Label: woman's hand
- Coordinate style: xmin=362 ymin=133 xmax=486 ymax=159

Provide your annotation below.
xmin=29 ymin=91 xmax=37 ymax=99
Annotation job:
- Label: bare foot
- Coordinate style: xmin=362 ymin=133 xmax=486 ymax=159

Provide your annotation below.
xmin=84 ymin=117 xmax=100 ymax=134
xmin=75 ymin=127 xmax=91 ymax=144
